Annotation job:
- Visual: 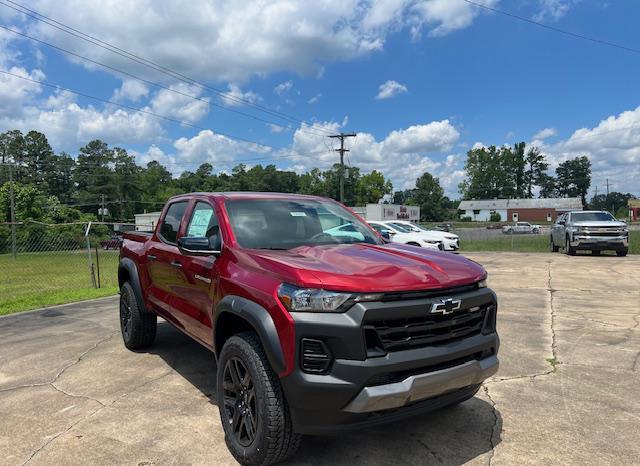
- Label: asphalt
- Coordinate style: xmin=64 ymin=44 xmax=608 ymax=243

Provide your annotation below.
xmin=0 ymin=252 xmax=639 ymax=465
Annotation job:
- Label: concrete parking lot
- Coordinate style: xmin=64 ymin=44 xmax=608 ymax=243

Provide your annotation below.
xmin=1 ymin=252 xmax=639 ymax=465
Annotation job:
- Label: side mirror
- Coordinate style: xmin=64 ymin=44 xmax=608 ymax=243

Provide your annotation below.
xmin=381 ymin=231 xmax=391 ymax=240
xmin=177 ymin=236 xmax=221 ymax=256
xmin=558 ymin=221 xmax=565 ymax=225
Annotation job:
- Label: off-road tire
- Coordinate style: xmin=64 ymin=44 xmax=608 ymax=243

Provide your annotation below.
xmin=217 ymin=332 xmax=301 ymax=465
xmin=565 ymin=237 xmax=576 ymax=256
xmin=550 ymin=236 xmax=559 ymax=252
xmin=617 ymin=249 xmax=628 ymax=257
xmin=119 ymin=282 xmax=157 ymax=350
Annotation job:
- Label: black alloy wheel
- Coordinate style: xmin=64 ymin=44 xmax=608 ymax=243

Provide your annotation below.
xmin=222 ymin=357 xmax=258 ymax=447
xmin=120 ymin=290 xmax=133 ymax=341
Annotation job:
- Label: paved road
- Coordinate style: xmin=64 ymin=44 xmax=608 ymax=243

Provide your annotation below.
xmin=1 ymin=253 xmax=639 ymax=465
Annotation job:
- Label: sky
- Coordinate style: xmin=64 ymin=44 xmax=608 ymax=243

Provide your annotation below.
xmin=0 ymin=0 xmax=639 ymax=199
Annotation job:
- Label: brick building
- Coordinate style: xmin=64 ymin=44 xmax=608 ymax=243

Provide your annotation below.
xmin=458 ymin=197 xmax=583 ymax=222
xmin=629 ymin=199 xmax=640 ymax=221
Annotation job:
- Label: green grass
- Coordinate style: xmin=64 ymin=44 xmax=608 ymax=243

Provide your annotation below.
xmin=462 ymin=231 xmax=639 ymax=254
xmin=0 ymin=249 xmax=119 ymax=316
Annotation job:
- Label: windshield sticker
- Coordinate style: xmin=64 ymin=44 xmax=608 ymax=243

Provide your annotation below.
xmin=187 ymin=208 xmax=213 ymax=237
xmin=290 ymin=212 xmax=307 ymax=217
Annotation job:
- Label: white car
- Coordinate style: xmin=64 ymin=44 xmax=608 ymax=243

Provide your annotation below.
xmin=383 ymin=220 xmax=460 ymax=251
xmin=369 ymin=221 xmax=443 ymax=251
xmin=502 ymin=222 xmax=541 ymax=235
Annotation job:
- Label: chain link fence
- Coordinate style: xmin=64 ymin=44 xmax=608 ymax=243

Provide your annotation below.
xmin=0 ymin=221 xmax=137 ymax=314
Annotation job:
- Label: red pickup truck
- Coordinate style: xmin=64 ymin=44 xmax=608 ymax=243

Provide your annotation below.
xmin=119 ymin=192 xmax=499 ymax=465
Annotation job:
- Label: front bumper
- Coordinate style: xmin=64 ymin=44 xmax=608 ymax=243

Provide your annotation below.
xmin=280 ymin=287 xmax=499 ymax=434
xmin=443 ymin=238 xmax=459 ymax=251
xmin=570 ymin=235 xmax=628 ymax=250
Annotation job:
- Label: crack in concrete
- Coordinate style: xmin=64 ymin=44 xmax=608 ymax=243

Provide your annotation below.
xmin=21 ymin=370 xmax=175 ymax=465
xmin=547 ymin=263 xmax=559 ymax=369
xmin=557 ymin=315 xmax=640 ymax=331
xmin=415 ymin=439 xmax=444 ymax=464
xmin=482 ymin=384 xmax=500 ymax=466
xmin=0 ymin=332 xmax=118 ymax=395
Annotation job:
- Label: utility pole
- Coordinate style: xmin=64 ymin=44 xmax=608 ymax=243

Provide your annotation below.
xmin=606 ymin=178 xmax=610 ymax=197
xmin=328 ymin=133 xmax=356 ymax=203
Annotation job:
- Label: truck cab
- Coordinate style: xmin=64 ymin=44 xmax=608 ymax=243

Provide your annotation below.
xmin=118 ymin=192 xmax=499 ymax=465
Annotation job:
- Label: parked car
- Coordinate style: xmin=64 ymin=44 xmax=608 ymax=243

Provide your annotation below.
xmin=550 ymin=210 xmax=629 ymax=256
xmin=100 ymin=234 xmax=123 ymax=250
xmin=384 ymin=220 xmax=460 ymax=251
xmin=119 ymin=192 xmax=499 ymax=465
xmin=369 ymin=221 xmax=442 ymax=250
xmin=502 ymin=222 xmax=541 ymax=235
xmin=434 ymin=222 xmax=453 ymax=232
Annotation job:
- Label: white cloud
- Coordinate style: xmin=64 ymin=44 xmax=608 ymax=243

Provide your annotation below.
xmin=411 ymin=0 xmax=500 ymax=38
xmin=274 ymin=80 xmax=294 ymax=96
xmin=268 ymin=123 xmax=286 ymax=133
xmin=375 ymin=80 xmax=408 ymax=100
xmin=530 ymin=106 xmax=640 ymax=195
xmin=307 ymin=93 xmax=322 ymax=104
xmin=533 ymin=0 xmax=575 ymax=22
xmin=532 ymin=127 xmax=557 ymax=140
xmin=173 ymin=129 xmax=270 ymax=164
xmin=148 ymin=83 xmax=209 ymax=123
xmin=286 ymin=118 xmax=460 ymax=191
xmin=220 ymin=83 xmax=262 ymax=107
xmin=0 ymin=66 xmax=44 ymax=117
xmin=18 ymin=0 xmax=495 ymax=82
xmin=111 ymin=79 xmax=149 ymax=102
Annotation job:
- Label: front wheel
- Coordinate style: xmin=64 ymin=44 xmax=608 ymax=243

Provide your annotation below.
xmin=617 ymin=249 xmax=628 ymax=257
xmin=565 ymin=237 xmax=576 ymax=256
xmin=217 ymin=333 xmax=301 ymax=465
xmin=550 ymin=236 xmax=559 ymax=252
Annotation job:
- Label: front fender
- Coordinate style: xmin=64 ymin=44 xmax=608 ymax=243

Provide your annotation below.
xmin=214 ymin=295 xmax=286 ymax=375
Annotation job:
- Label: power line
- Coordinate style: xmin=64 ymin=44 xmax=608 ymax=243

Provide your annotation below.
xmin=0 ymin=0 xmax=336 ymax=135
xmin=461 ymin=0 xmax=640 ymax=56
xmin=328 ymin=133 xmax=357 ymax=203
xmin=0 ymin=69 xmax=332 ymax=161
xmin=0 ymin=25 xmax=331 ymax=139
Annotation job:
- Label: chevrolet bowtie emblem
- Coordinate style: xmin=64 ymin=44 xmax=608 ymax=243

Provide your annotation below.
xmin=430 ymin=298 xmax=462 ymax=315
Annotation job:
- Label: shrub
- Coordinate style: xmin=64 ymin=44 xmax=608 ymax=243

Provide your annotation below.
xmin=460 ymin=216 xmax=473 ymax=222
xmin=489 ymin=212 xmax=502 ymax=222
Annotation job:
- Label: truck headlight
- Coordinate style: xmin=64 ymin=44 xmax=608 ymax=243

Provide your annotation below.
xmin=277 ymin=284 xmax=383 ymax=312
xmin=477 ymin=279 xmax=488 ymax=288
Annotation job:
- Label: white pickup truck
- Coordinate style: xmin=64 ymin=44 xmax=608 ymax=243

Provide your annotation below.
xmin=502 ymin=222 xmax=541 ymax=235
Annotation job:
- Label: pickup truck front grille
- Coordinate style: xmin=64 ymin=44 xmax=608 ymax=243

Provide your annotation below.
xmin=366 ymin=304 xmax=492 ymax=352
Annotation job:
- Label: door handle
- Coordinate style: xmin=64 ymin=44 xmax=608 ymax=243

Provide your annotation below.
xmin=170 ymin=260 xmax=182 ymax=269
xmin=147 ymin=254 xmax=157 ymax=261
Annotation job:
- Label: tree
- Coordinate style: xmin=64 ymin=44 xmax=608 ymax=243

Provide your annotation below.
xmin=23 ymin=131 xmax=54 ymax=187
xmin=355 ymin=170 xmax=392 ymax=205
xmin=590 ymin=192 xmax=634 ymax=214
xmin=413 ymin=172 xmax=447 ymax=221
xmin=524 ymin=147 xmax=549 ymax=198
xmin=459 ymin=142 xmax=548 ymax=200
xmin=555 ymin=156 xmax=591 ymax=207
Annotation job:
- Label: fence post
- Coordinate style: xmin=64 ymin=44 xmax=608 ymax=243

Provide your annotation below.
xmin=95 ymin=244 xmax=101 ymax=288
xmin=85 ymin=222 xmax=97 ymax=288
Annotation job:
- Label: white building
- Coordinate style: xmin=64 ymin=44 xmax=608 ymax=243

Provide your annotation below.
xmin=350 ymin=204 xmax=420 ymax=221
xmin=135 ymin=211 xmax=161 ymax=231
xmin=458 ymin=198 xmax=582 ymax=222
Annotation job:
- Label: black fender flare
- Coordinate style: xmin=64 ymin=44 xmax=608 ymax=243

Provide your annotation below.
xmin=118 ymin=258 xmax=148 ymax=313
xmin=213 ymin=295 xmax=286 ymax=374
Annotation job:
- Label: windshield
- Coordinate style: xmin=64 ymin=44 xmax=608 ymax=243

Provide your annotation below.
xmin=385 ymin=223 xmax=412 ymax=233
xmin=571 ymin=212 xmax=615 ymax=222
xmin=225 ymin=198 xmax=381 ymax=249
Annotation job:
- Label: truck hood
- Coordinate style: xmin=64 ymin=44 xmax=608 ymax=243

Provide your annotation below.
xmin=572 ymin=221 xmax=627 ymax=228
xmin=246 ymin=243 xmax=485 ymax=292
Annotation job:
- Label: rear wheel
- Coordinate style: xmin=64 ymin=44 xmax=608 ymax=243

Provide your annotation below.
xmin=217 ymin=333 xmax=301 ymax=465
xmin=119 ymin=282 xmax=157 ymax=350
xmin=550 ymin=236 xmax=559 ymax=252
xmin=617 ymin=249 xmax=628 ymax=257
xmin=565 ymin=237 xmax=576 ymax=256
